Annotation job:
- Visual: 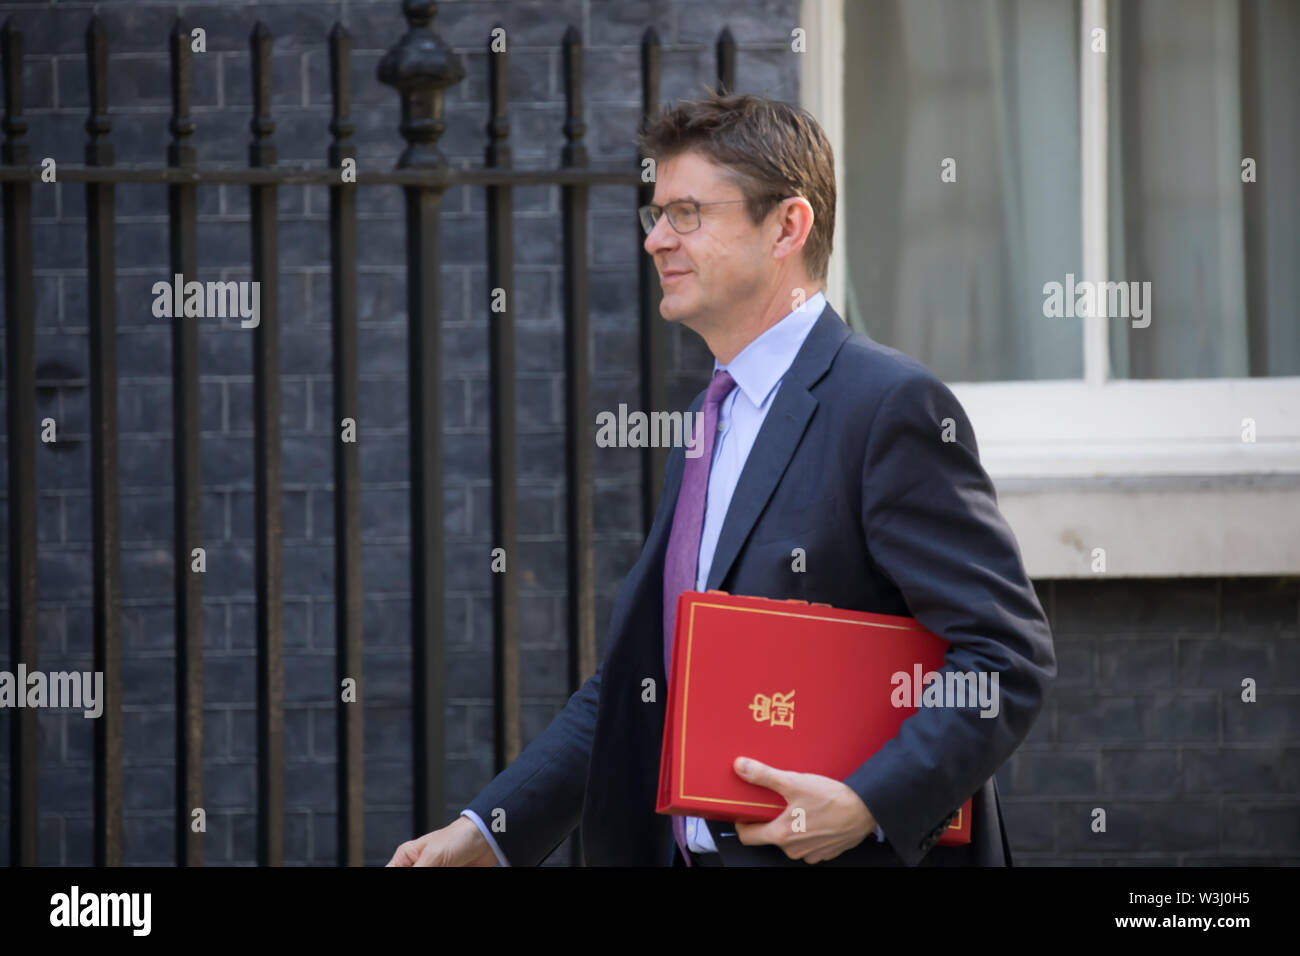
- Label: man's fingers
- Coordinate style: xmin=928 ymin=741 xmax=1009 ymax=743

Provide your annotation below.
xmin=789 ymin=837 xmax=846 ymax=864
xmin=387 ymin=839 xmax=421 ymax=867
xmin=734 ymin=818 xmax=784 ymax=847
xmin=733 ymin=756 xmax=794 ymax=797
xmin=415 ymin=837 xmax=453 ymax=867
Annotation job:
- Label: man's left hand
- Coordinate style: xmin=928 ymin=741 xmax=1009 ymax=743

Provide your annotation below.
xmin=731 ymin=756 xmax=877 ymax=864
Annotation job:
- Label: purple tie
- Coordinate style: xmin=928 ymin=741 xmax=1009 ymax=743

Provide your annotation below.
xmin=663 ymin=368 xmax=736 ymax=866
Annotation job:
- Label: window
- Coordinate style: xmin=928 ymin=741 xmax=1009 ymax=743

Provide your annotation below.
xmin=801 ymin=0 xmax=1300 ymax=576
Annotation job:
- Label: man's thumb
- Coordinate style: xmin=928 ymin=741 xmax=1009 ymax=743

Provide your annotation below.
xmin=736 ymin=756 xmax=777 ymax=787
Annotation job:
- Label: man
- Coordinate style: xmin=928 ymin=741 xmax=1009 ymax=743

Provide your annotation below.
xmin=388 ymin=92 xmax=1056 ymax=868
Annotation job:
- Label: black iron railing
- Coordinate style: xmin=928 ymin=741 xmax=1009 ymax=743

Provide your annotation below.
xmin=0 ymin=1 xmax=739 ymax=866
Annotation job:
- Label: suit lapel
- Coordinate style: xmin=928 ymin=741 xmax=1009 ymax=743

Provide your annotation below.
xmin=645 ymin=443 xmax=685 ymax=579
xmin=704 ymin=304 xmax=851 ymax=591
xmin=704 ymin=388 xmax=816 ymax=591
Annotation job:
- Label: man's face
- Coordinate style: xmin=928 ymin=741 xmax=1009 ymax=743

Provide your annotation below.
xmin=643 ymin=151 xmax=773 ymax=330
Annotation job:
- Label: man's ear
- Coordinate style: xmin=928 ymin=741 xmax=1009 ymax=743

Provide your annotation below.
xmin=772 ymin=197 xmax=815 ymax=263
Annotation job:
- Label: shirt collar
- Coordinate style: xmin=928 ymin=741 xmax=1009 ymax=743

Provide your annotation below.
xmin=713 ymin=291 xmax=826 ymax=410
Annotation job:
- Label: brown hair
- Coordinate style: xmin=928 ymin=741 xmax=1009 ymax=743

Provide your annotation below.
xmin=638 ymin=90 xmax=836 ymax=282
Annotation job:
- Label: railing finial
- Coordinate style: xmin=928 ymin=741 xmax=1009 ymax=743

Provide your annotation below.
xmin=377 ymin=0 xmax=465 ymax=170
xmin=329 ymin=22 xmax=355 ymax=168
xmin=169 ymin=18 xmax=196 ymax=168
xmin=249 ymin=21 xmax=276 ymax=167
xmin=2 ymin=17 xmax=30 ymax=164
xmin=562 ymin=26 xmax=587 ymax=168
xmin=84 ymin=16 xmax=113 ymax=166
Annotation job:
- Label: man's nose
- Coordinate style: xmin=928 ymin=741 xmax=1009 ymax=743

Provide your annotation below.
xmin=643 ymin=213 xmax=677 ymax=256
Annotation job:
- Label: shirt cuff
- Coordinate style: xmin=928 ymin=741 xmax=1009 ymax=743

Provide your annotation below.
xmin=460 ymin=809 xmax=510 ymax=867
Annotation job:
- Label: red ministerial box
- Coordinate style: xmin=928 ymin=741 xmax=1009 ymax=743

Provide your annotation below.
xmin=656 ymin=590 xmax=971 ymax=846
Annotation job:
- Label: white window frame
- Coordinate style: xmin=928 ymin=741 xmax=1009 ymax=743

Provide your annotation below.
xmin=801 ymin=0 xmax=1300 ymax=578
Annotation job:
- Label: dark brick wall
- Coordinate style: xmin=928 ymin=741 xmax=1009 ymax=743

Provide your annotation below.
xmin=0 ymin=0 xmax=797 ymax=866
xmin=1001 ymin=578 xmax=1300 ymax=865
xmin=2 ymin=0 xmax=1297 ymax=869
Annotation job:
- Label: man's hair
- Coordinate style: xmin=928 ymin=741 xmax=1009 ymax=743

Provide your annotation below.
xmin=637 ymin=90 xmax=836 ymax=283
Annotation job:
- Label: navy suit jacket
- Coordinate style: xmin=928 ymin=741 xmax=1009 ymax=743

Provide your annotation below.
xmin=466 ymin=301 xmax=1056 ymax=866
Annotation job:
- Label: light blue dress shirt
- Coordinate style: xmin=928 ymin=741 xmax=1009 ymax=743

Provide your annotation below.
xmin=461 ymin=291 xmax=880 ymax=864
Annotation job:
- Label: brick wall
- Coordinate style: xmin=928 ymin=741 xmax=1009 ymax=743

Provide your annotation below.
xmin=0 ymin=0 xmax=797 ymax=866
xmin=1002 ymin=578 xmax=1300 ymax=865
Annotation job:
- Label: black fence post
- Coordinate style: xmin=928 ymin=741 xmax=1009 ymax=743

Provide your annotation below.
xmin=716 ymin=27 xmax=736 ymax=94
xmin=328 ymin=21 xmax=365 ymax=868
xmin=168 ymin=16 xmax=204 ymax=868
xmin=84 ymin=14 xmax=124 ymax=869
xmin=560 ymin=25 xmax=593 ymax=868
xmin=484 ymin=25 xmax=521 ymax=772
xmin=249 ymin=20 xmax=285 ymax=868
xmin=638 ymin=27 xmax=666 ymax=534
xmin=2 ymin=17 xmax=39 ymax=868
xmin=378 ymin=0 xmax=465 ymax=837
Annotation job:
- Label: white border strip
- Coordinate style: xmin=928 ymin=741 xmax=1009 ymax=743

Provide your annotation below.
xmin=1000 ymin=478 xmax=1300 ymax=577
xmin=951 ymin=379 xmax=1300 ymax=477
xmin=800 ymin=0 xmax=846 ymax=317
xmin=1081 ymin=0 xmax=1109 ymax=387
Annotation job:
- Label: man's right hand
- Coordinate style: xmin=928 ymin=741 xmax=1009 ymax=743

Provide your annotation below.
xmin=386 ymin=815 xmax=500 ymax=867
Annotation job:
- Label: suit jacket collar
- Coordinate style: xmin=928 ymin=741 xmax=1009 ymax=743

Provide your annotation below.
xmin=703 ymin=301 xmax=852 ymax=591
xmin=711 ymin=291 xmax=826 ymax=411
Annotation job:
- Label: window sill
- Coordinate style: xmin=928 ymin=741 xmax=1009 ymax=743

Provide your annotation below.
xmin=947 ymin=379 xmax=1300 ymax=577
xmin=988 ymin=473 xmax=1299 ymax=578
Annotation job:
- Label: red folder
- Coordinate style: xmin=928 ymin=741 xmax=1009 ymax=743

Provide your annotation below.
xmin=656 ymin=590 xmax=972 ymax=846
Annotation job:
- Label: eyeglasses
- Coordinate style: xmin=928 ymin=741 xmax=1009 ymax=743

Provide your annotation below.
xmin=637 ymin=195 xmax=792 ymax=236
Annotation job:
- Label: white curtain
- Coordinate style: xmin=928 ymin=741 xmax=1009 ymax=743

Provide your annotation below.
xmin=840 ymin=0 xmax=1299 ymax=382
xmin=842 ymin=0 xmax=1082 ymax=382
xmin=1111 ymin=0 xmax=1299 ymax=378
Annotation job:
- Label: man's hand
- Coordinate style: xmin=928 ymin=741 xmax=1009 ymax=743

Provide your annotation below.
xmin=386 ymin=815 xmax=499 ymax=867
xmin=732 ymin=756 xmax=876 ymax=864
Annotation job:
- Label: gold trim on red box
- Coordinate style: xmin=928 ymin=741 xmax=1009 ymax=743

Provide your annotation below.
xmin=675 ymin=599 xmax=926 ymax=809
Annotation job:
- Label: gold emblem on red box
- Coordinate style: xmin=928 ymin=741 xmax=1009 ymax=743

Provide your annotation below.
xmin=748 ymin=690 xmax=795 ymax=729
